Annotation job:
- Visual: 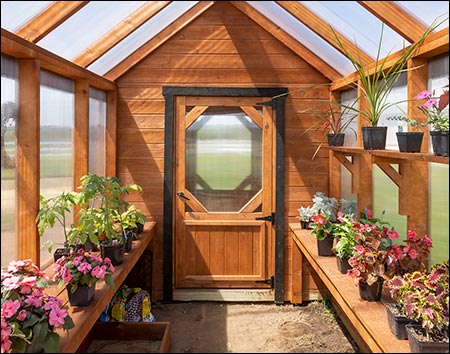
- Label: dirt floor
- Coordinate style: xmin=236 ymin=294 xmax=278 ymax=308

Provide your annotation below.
xmin=151 ymin=300 xmax=359 ymax=353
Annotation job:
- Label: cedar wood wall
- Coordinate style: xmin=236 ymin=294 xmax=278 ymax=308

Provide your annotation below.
xmin=116 ymin=2 xmax=331 ymax=302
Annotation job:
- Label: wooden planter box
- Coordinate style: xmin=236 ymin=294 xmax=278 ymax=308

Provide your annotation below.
xmin=78 ymin=322 xmax=171 ymax=353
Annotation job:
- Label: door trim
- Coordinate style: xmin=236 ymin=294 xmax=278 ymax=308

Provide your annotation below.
xmin=162 ymin=87 xmax=287 ymax=303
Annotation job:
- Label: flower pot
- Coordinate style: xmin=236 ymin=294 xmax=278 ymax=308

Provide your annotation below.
xmin=317 ymin=236 xmax=334 ymax=257
xmin=300 ymin=220 xmax=310 ymax=230
xmin=67 ymin=284 xmax=95 ymax=306
xmin=327 ymin=133 xmax=345 ymax=147
xmin=385 ymin=303 xmax=417 ymax=340
xmin=405 ymin=323 xmax=449 ymax=353
xmin=396 ymin=132 xmax=423 ymax=153
xmin=123 ymin=229 xmax=135 ymax=253
xmin=358 ymin=277 xmax=384 ymax=302
xmin=362 ymin=126 xmax=387 ymax=150
xmin=430 ymin=130 xmax=449 ymax=157
xmin=53 ymin=248 xmax=70 ymax=262
xmin=336 ymin=256 xmax=352 ymax=274
xmin=100 ymin=242 xmax=125 ymax=266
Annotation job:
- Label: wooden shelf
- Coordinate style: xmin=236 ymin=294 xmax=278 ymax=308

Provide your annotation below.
xmin=50 ymin=222 xmax=156 ymax=353
xmin=329 ymin=146 xmax=449 ymax=164
xmin=289 ymin=223 xmax=411 ymax=353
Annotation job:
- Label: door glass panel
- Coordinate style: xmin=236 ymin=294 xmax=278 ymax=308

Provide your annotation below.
xmin=186 ymin=106 xmax=262 ymax=211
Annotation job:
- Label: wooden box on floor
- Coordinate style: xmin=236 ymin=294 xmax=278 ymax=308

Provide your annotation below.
xmin=77 ymin=322 xmax=171 ymax=353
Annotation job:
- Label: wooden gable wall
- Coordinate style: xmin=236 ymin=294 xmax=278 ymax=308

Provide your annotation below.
xmin=116 ymin=1 xmax=330 ymax=302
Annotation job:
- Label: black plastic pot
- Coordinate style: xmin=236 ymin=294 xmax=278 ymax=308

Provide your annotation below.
xmin=362 ymin=126 xmax=387 ymax=150
xmin=317 ymin=236 xmax=334 ymax=257
xmin=327 ymin=133 xmax=345 ymax=147
xmin=406 ymin=323 xmax=449 ymax=353
xmin=336 ymin=256 xmax=352 ymax=274
xmin=396 ymin=132 xmax=423 ymax=153
xmin=100 ymin=241 xmax=125 ymax=266
xmin=358 ymin=277 xmax=384 ymax=302
xmin=385 ymin=303 xmax=417 ymax=340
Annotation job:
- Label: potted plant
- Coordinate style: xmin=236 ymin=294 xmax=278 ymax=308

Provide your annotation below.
xmin=310 ymin=191 xmax=339 ymax=222
xmin=387 ymin=115 xmax=427 ymax=153
xmin=309 ymin=211 xmax=339 ymax=257
xmin=36 ymin=191 xmax=79 ymax=261
xmin=303 ymin=103 xmax=357 ymax=159
xmin=74 ymin=173 xmax=144 ymax=265
xmin=330 ymin=20 xmax=440 ymax=150
xmin=333 ymin=212 xmax=357 ymax=274
xmin=53 ymin=248 xmax=115 ymax=306
xmin=1 ymin=259 xmax=74 ymax=353
xmin=298 ymin=205 xmax=314 ymax=229
xmin=117 ymin=204 xmax=147 ymax=252
xmin=387 ymin=261 xmax=449 ymax=352
xmin=383 ymin=229 xmax=433 ymax=339
xmin=346 ymin=209 xmax=400 ymax=301
xmin=415 ymin=85 xmax=449 ymax=156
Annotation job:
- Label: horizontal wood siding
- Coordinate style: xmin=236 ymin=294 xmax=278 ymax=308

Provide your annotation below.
xmin=116 ymin=2 xmax=330 ymax=302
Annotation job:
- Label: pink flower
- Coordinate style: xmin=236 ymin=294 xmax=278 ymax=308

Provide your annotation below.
xmin=424 ymin=98 xmax=437 ymax=107
xmin=91 ymin=265 xmax=107 ymax=279
xmin=1 ymin=276 xmax=21 ymax=290
xmin=48 ymin=306 xmax=67 ymax=327
xmin=1 ymin=300 xmax=21 ymax=318
xmin=16 ymin=310 xmax=27 ymax=321
xmin=414 ymin=90 xmax=432 ymax=100
xmin=354 ymin=245 xmax=365 ymax=255
xmin=408 ymin=249 xmax=419 ymax=259
xmin=407 ymin=229 xmax=417 ymax=240
xmin=77 ymin=262 xmax=92 ymax=275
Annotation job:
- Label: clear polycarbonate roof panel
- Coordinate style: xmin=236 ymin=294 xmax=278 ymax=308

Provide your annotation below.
xmin=87 ymin=1 xmax=198 ymax=76
xmin=299 ymin=1 xmax=410 ymax=66
xmin=1 ymin=1 xmax=53 ymax=32
xmin=248 ymin=1 xmax=354 ymax=76
xmin=395 ymin=1 xmax=449 ymax=30
xmin=36 ymin=1 xmax=148 ymax=61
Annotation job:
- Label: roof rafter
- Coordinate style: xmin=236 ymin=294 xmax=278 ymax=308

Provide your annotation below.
xmin=275 ymin=1 xmax=373 ymax=65
xmin=357 ymin=1 xmax=428 ymax=43
xmin=104 ymin=1 xmax=215 ymax=81
xmin=231 ymin=1 xmax=341 ymax=81
xmin=15 ymin=1 xmax=89 ymax=43
xmin=74 ymin=1 xmax=171 ymax=68
xmin=331 ymin=28 xmax=449 ymax=91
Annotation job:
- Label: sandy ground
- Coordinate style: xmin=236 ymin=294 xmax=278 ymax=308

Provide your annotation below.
xmin=151 ymin=301 xmax=359 ymax=353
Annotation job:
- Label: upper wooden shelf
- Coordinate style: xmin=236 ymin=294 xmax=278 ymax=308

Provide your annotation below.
xmin=328 ymin=146 xmax=449 ymax=165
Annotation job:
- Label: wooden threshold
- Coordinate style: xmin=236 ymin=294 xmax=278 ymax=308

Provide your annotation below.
xmin=173 ymin=289 xmax=274 ymax=302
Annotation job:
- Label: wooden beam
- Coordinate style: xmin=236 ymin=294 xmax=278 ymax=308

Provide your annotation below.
xmin=276 ymin=1 xmax=373 ymax=65
xmin=1 ymin=28 xmax=116 ymax=91
xmin=74 ymin=79 xmax=89 ymax=220
xmin=17 ymin=59 xmax=40 ymax=264
xmin=357 ymin=1 xmax=428 ymax=43
xmin=73 ymin=1 xmax=171 ymax=68
xmin=332 ymin=28 xmax=449 ymax=91
xmin=15 ymin=1 xmax=89 ymax=43
xmin=105 ymin=90 xmax=117 ymax=177
xmin=231 ymin=1 xmax=341 ymax=81
xmin=104 ymin=1 xmax=215 ymax=81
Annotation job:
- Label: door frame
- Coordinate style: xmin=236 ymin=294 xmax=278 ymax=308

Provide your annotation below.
xmin=162 ymin=87 xmax=287 ymax=303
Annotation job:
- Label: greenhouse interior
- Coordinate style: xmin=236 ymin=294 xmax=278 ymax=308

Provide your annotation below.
xmin=1 ymin=1 xmax=449 ymax=353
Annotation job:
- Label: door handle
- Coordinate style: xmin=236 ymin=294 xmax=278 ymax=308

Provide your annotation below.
xmin=177 ymin=191 xmax=190 ymax=201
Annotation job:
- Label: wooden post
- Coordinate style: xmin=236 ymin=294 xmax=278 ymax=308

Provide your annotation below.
xmin=358 ymin=153 xmax=373 ymax=214
xmin=74 ymin=79 xmax=89 ymax=220
xmin=18 ymin=59 xmax=40 ymax=263
xmin=105 ymin=90 xmax=117 ymax=177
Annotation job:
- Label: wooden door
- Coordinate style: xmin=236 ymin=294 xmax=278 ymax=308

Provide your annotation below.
xmin=174 ymin=96 xmax=276 ymax=300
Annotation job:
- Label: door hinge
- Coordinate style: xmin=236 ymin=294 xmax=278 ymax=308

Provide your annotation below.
xmin=255 ymin=275 xmax=275 ymax=289
xmin=255 ymin=212 xmax=275 ymax=225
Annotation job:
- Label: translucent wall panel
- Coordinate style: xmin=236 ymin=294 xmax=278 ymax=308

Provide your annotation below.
xmin=373 ymin=165 xmax=407 ymax=242
xmin=89 ymin=88 xmax=107 ymax=177
xmin=1 ymin=55 xmax=18 ymax=267
xmin=396 ymin=1 xmax=449 ymax=30
xmin=378 ymin=73 xmax=407 ymax=150
xmin=40 ymin=70 xmax=74 ymax=266
xmin=428 ymin=54 xmax=449 ymax=266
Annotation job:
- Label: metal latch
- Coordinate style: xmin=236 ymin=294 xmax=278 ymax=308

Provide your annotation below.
xmin=255 ymin=212 xmax=275 ymax=225
xmin=255 ymin=275 xmax=274 ymax=289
